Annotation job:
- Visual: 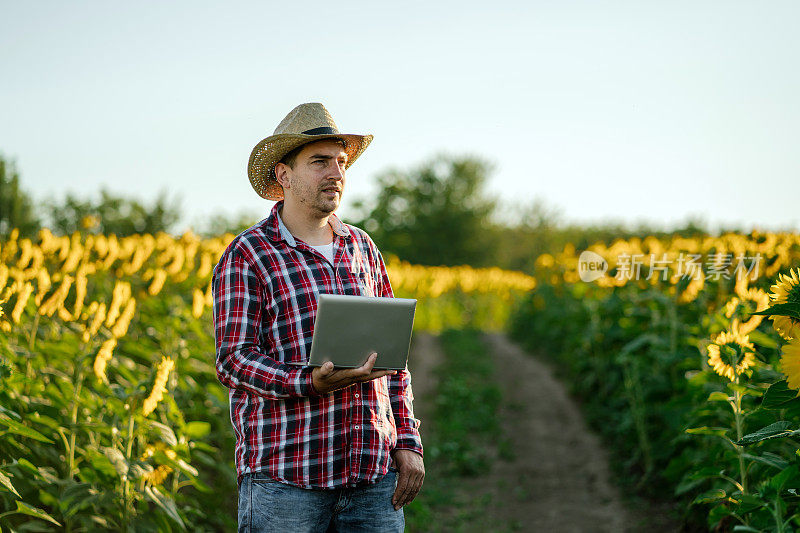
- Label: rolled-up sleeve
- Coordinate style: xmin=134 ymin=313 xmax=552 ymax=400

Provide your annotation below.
xmin=374 ymin=246 xmax=424 ymax=457
xmin=212 ymin=247 xmax=319 ymax=399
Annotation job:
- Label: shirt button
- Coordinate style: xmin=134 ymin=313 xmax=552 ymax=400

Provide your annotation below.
xmin=354 ymin=425 xmax=360 ymax=430
xmin=354 ymin=394 xmax=360 ymax=399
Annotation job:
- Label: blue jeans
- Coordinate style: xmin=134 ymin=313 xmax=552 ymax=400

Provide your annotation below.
xmin=237 ymin=468 xmax=404 ymax=532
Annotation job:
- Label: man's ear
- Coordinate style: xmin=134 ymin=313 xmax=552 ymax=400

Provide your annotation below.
xmin=274 ymin=163 xmax=290 ymax=190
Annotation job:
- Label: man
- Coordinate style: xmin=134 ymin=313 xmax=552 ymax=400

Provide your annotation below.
xmin=212 ymin=102 xmax=424 ymax=532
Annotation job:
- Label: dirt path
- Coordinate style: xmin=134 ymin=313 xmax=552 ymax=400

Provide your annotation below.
xmin=407 ymin=332 xmax=442 ymax=453
xmin=408 ymin=332 xmax=678 ymax=533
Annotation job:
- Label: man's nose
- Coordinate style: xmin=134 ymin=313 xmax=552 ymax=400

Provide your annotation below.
xmin=329 ymin=161 xmax=345 ymax=180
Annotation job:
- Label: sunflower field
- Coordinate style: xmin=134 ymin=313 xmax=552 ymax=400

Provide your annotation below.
xmin=0 ymin=227 xmax=534 ymax=531
xmin=509 ymin=230 xmax=800 ymax=531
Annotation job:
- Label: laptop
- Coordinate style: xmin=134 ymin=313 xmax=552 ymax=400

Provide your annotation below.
xmin=303 ymin=293 xmax=417 ymax=371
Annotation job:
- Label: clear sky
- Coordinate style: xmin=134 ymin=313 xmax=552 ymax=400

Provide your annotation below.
xmin=1 ymin=1 xmax=797 ymax=234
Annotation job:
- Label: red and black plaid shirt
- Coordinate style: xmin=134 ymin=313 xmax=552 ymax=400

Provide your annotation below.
xmin=212 ymin=200 xmax=423 ymax=489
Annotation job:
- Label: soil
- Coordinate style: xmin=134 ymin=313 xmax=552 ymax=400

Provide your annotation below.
xmin=407 ymin=332 xmax=681 ymax=533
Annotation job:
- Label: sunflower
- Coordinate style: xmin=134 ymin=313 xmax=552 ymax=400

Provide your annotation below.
xmin=677 ymin=274 xmax=705 ymax=304
xmin=768 ymin=268 xmax=800 ymax=340
xmin=142 ymin=464 xmax=173 ymax=486
xmin=778 ymin=336 xmax=800 ymax=392
xmin=723 ymin=288 xmax=770 ymax=335
xmin=142 ymin=356 xmax=176 ymax=417
xmin=707 ymin=330 xmax=756 ymax=381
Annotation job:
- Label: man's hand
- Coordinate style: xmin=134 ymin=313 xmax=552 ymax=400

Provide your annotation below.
xmin=311 ymin=352 xmax=396 ymax=394
xmin=391 ymin=449 xmax=425 ymax=511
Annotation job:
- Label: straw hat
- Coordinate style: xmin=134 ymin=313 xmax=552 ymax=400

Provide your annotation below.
xmin=247 ymin=103 xmax=373 ymax=201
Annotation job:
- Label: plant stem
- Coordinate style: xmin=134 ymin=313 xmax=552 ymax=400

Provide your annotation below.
xmin=122 ymin=406 xmax=136 ymax=532
xmin=67 ymin=371 xmax=85 ymax=480
xmin=774 ymin=497 xmax=785 ymax=533
xmin=733 ymin=381 xmax=748 ymax=495
xmin=28 ymin=313 xmax=39 ymax=351
xmin=24 ymin=314 xmax=40 ymax=397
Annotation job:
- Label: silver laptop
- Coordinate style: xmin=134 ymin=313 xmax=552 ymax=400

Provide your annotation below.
xmin=304 ymin=294 xmax=417 ymax=371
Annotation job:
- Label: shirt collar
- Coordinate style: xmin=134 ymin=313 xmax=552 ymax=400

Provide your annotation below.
xmin=266 ymin=200 xmax=351 ymax=246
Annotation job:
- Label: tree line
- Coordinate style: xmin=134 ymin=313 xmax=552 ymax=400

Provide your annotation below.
xmin=1 ymin=152 xmax=721 ymax=273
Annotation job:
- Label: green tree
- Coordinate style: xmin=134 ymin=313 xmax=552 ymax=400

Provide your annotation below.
xmin=0 ymin=154 xmax=40 ymax=239
xmin=196 ymin=210 xmax=262 ymax=238
xmin=44 ymin=187 xmax=183 ymax=237
xmin=352 ymin=154 xmax=498 ymax=267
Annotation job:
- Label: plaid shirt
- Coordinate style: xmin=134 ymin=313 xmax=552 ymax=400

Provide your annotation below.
xmin=212 ymin=201 xmax=423 ymax=489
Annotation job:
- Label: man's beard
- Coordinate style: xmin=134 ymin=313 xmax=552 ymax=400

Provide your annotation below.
xmin=292 ymin=178 xmax=341 ymax=216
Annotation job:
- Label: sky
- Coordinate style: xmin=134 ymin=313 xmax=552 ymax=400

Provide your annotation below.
xmin=1 ymin=0 xmax=798 ymax=234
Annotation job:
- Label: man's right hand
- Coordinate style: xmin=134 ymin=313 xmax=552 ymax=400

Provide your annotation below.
xmin=311 ymin=352 xmax=396 ymax=394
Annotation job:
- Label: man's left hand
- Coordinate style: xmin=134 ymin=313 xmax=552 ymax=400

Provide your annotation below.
xmin=390 ymin=449 xmax=425 ymax=511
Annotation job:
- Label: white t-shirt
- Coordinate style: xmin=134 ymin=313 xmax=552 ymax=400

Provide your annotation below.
xmin=309 ymin=241 xmax=334 ymax=264
xmin=278 ymin=210 xmax=335 ymax=264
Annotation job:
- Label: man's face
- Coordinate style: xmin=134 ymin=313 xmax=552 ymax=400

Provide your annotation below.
xmin=277 ymin=140 xmax=348 ymax=216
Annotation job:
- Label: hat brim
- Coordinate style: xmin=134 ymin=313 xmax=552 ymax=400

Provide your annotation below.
xmin=248 ymin=132 xmax=373 ymax=201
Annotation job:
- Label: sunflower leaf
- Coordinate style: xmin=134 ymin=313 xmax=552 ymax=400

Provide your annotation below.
xmin=148 ymin=421 xmax=178 ymax=447
xmin=693 ymin=488 xmax=727 ymax=505
xmin=727 ymin=383 xmax=763 ymax=397
xmin=0 ymin=470 xmax=20 ymax=498
xmin=144 ymin=485 xmax=186 ymax=530
xmin=0 ymin=416 xmax=54 ymax=443
xmin=762 ymin=381 xmax=800 ymax=410
xmin=752 ymin=303 xmax=800 ymax=320
xmin=736 ymin=421 xmax=797 ymax=446
xmin=11 ymin=500 xmax=62 ymax=526
xmin=707 ymin=391 xmax=731 ymax=403
xmin=732 ymin=523 xmax=765 ymax=531
xmin=742 ymin=451 xmax=790 ymax=471
xmin=686 ymin=426 xmax=730 ymax=438
xmin=747 ymin=330 xmax=779 ymax=349
xmin=733 ymin=494 xmax=766 ymax=515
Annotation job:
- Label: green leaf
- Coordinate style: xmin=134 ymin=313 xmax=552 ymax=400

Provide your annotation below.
xmin=675 ymin=467 xmax=722 ymax=495
xmin=726 ymin=382 xmax=763 ymax=397
xmin=0 ymin=405 xmax=22 ymax=420
xmin=153 ymin=450 xmax=198 ymax=478
xmin=733 ymin=494 xmax=765 ymax=515
xmin=747 ymin=330 xmax=779 ymax=349
xmin=16 ymin=458 xmax=40 ymax=477
xmin=762 ymin=381 xmax=800 ymax=409
xmin=12 ymin=500 xmax=61 ymax=526
xmin=60 ymin=481 xmax=94 ymax=516
xmin=148 ymin=421 xmax=178 ymax=446
xmin=28 ymin=412 xmax=63 ymax=433
xmin=737 ymin=421 xmax=797 ymax=446
xmin=187 ymin=476 xmax=213 ymax=494
xmin=686 ymin=426 xmax=730 ymax=438
xmin=742 ymin=452 xmax=790 ymax=471
xmin=144 ymin=486 xmax=186 ymax=531
xmin=0 ymin=416 xmax=54 ymax=443
xmin=90 ymin=515 xmax=115 ymax=529
xmin=0 ymin=470 xmax=20 ymax=498
xmin=183 ymin=421 xmax=211 ymax=439
xmin=707 ymin=391 xmax=731 ymax=403
xmin=85 ymin=449 xmax=118 ymax=479
xmin=752 ymin=303 xmax=800 ymax=320
xmin=693 ymin=488 xmax=727 ymax=504
xmin=768 ymin=466 xmax=800 ymax=491
xmin=101 ymin=447 xmax=129 ymax=478
xmin=190 ymin=441 xmax=218 ymax=453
